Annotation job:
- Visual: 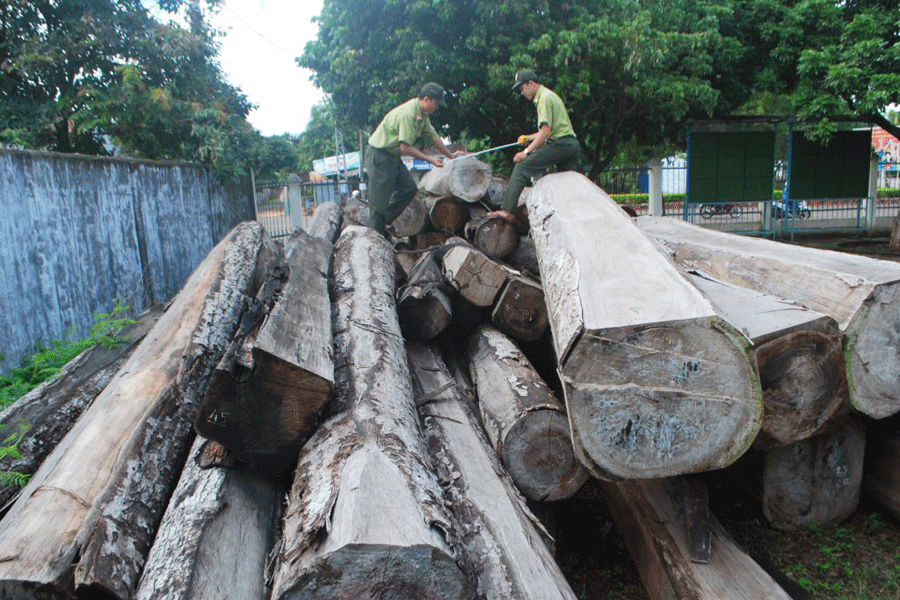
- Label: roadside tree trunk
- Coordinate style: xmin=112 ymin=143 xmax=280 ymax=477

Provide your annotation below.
xmin=638 ymin=215 xmax=900 ymax=419
xmin=269 ymin=226 xmax=470 ymax=600
xmin=407 ymin=342 xmax=578 ymax=600
xmin=527 ymin=173 xmax=762 ymax=480
xmin=465 ymin=326 xmax=588 ymax=501
xmin=0 ymin=222 xmax=272 ymax=600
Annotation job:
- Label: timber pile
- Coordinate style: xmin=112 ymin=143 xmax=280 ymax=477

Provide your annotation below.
xmin=1 ymin=163 xmax=899 ymax=600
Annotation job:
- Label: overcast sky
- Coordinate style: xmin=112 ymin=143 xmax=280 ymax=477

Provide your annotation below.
xmin=211 ymin=0 xmax=326 ymax=137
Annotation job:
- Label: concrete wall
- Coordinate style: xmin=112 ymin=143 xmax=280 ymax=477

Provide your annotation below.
xmin=0 ymin=149 xmax=254 ymax=373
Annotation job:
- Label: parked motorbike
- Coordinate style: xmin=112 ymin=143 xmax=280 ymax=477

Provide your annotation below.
xmin=699 ymin=202 xmax=742 ymax=219
xmin=772 ymin=199 xmax=811 ymax=219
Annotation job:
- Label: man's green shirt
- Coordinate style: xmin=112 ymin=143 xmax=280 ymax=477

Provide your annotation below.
xmin=368 ymin=98 xmax=438 ymax=156
xmin=534 ymin=86 xmax=576 ymax=140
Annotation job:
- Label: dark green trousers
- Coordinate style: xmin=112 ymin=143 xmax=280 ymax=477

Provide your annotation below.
xmin=501 ymin=136 xmax=580 ymax=212
xmin=364 ymin=145 xmax=418 ymax=235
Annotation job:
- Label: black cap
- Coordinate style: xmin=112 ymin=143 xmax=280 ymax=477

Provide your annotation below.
xmin=511 ymin=69 xmax=539 ymax=91
xmin=420 ymin=82 xmax=448 ymax=108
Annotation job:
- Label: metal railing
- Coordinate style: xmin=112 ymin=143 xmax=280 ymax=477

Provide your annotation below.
xmin=253 ymin=179 xmax=346 ymax=238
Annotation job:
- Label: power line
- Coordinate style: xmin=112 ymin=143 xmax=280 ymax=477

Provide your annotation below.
xmin=220 ymin=3 xmax=288 ymax=53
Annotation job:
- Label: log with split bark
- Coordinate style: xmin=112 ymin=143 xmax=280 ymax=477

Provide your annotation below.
xmin=638 ymin=215 xmax=900 ymax=419
xmin=687 ymin=271 xmax=849 ymax=449
xmin=407 ymin=341 xmax=579 ymax=600
xmin=425 ymin=194 xmax=467 ymax=233
xmin=465 ymin=325 xmax=588 ymax=501
xmin=527 ymin=172 xmax=762 ymax=480
xmin=600 ymin=476 xmax=794 ymax=600
xmin=269 ymin=226 xmax=470 ymax=600
xmin=0 ymin=222 xmax=273 ymax=600
xmin=464 ymin=215 xmax=519 ymax=260
xmin=196 ymin=226 xmax=334 ymax=477
xmin=134 ymin=439 xmax=282 ymax=600
xmin=0 ymin=305 xmax=163 ymax=512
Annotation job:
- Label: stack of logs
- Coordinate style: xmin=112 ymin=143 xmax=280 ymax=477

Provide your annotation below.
xmin=0 ymin=158 xmax=898 ymax=600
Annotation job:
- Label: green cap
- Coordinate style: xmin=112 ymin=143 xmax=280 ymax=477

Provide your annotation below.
xmin=420 ymin=82 xmax=448 ymax=108
xmin=511 ymin=69 xmax=539 ymax=91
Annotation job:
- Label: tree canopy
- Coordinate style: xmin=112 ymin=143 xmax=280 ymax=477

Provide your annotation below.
xmin=300 ymin=0 xmax=900 ymax=175
xmin=0 ymin=0 xmax=260 ymax=176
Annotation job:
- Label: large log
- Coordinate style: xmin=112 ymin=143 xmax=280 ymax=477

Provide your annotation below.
xmin=133 ymin=438 xmax=281 ymax=600
xmin=600 ymin=476 xmax=794 ymax=600
xmin=441 ymin=243 xmax=510 ymax=307
xmin=638 ymin=215 xmax=900 ymax=419
xmin=307 ymin=200 xmax=343 ymax=242
xmin=464 ymin=215 xmax=519 ymax=260
xmin=762 ymin=417 xmax=865 ymax=530
xmin=270 ymin=226 xmax=470 ymax=600
xmin=0 ymin=306 xmax=163 ymax=512
xmin=466 ymin=326 xmax=588 ymax=501
xmin=866 ymin=427 xmax=900 ymax=519
xmin=396 ymin=249 xmax=455 ymax=343
xmin=527 ymin=173 xmax=762 ymax=480
xmin=418 ymin=156 xmax=492 ymax=202
xmin=688 ymin=271 xmax=850 ymax=448
xmin=393 ymin=192 xmax=429 ymax=237
xmin=0 ymin=222 xmax=272 ymax=599
xmin=407 ymin=342 xmax=578 ymax=600
xmin=196 ymin=227 xmax=334 ymax=476
xmin=503 ymin=235 xmax=541 ymax=279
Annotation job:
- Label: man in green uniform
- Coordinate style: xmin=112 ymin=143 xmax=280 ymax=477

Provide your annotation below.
xmin=489 ymin=69 xmax=580 ymax=221
xmin=365 ymin=82 xmax=465 ymax=236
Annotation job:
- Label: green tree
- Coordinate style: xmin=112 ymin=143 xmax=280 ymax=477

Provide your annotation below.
xmin=0 ymin=0 xmax=256 ymax=175
xmin=295 ymin=99 xmax=359 ymax=173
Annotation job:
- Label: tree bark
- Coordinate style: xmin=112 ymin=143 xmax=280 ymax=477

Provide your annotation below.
xmin=269 ymin=226 xmax=469 ymax=600
xmin=0 ymin=222 xmax=272 ymax=600
xmin=441 ymin=243 xmax=510 ymax=307
xmin=0 ymin=306 xmax=163 ymax=512
xmin=196 ymin=227 xmax=334 ymax=477
xmin=396 ymin=249 xmax=456 ymax=343
xmin=465 ymin=326 xmax=588 ymax=501
xmin=503 ymin=235 xmax=541 ymax=279
xmin=413 ymin=230 xmax=455 ymax=250
xmin=464 ymin=215 xmax=519 ymax=260
xmin=425 ymin=194 xmax=467 ymax=233
xmin=527 ymin=173 xmax=762 ymax=480
xmin=762 ymin=417 xmax=865 ymax=531
xmin=407 ymin=341 xmax=578 ymax=600
xmin=491 ymin=272 xmax=549 ymax=342
xmin=600 ymin=476 xmax=794 ymax=600
xmin=342 ymin=197 xmax=370 ymax=228
xmin=687 ymin=271 xmax=850 ymax=449
xmin=307 ymin=200 xmax=343 ymax=242
xmin=133 ymin=438 xmax=282 ymax=600
xmin=418 ymin=156 xmax=492 ymax=203
xmin=638 ymin=215 xmax=900 ymax=419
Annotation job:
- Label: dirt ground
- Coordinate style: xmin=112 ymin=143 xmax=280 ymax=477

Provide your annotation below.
xmin=552 ymin=234 xmax=900 ymax=600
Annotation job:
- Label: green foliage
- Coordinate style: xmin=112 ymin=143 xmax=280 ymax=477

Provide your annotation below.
xmin=0 ymin=423 xmax=30 ymax=489
xmin=295 ymin=100 xmax=359 ymax=173
xmin=0 ymin=302 xmax=135 ymax=409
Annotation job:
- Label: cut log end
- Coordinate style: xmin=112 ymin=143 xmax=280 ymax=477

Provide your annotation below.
xmin=845 ymin=285 xmax=900 ymax=418
xmin=502 ymin=409 xmax=589 ymax=501
xmin=275 ymin=544 xmax=471 ymax=600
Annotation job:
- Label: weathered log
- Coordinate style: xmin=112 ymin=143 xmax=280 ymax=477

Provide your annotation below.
xmin=600 ymin=476 xmax=794 ymax=600
xmin=491 ymin=272 xmax=548 ymax=342
xmin=341 ymin=197 xmax=370 ymax=227
xmin=418 ymin=156 xmax=492 ymax=202
xmin=407 ymin=342 xmax=578 ymax=600
xmin=0 ymin=306 xmax=163 ymax=512
xmin=307 ymin=200 xmax=343 ymax=242
xmin=865 ymin=427 xmax=900 ymax=519
xmin=270 ymin=226 xmax=469 ymax=600
xmin=527 ymin=173 xmax=762 ymax=480
xmin=397 ymin=249 xmax=455 ymax=343
xmin=441 ymin=243 xmax=510 ymax=307
xmin=0 ymin=222 xmax=272 ymax=600
xmin=466 ymin=326 xmax=588 ymax=501
xmin=688 ymin=271 xmax=850 ymax=448
xmin=413 ymin=230 xmax=455 ymax=251
xmin=762 ymin=418 xmax=865 ymax=530
xmin=425 ymin=194 xmax=467 ymax=232
xmin=483 ymin=175 xmax=508 ymax=209
xmin=196 ymin=227 xmax=334 ymax=477
xmin=464 ymin=215 xmax=520 ymax=260
xmin=638 ymin=215 xmax=900 ymax=419
xmin=133 ymin=439 xmax=281 ymax=600
xmin=393 ymin=192 xmax=429 ymax=237
xmin=504 ymin=235 xmax=541 ymax=279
